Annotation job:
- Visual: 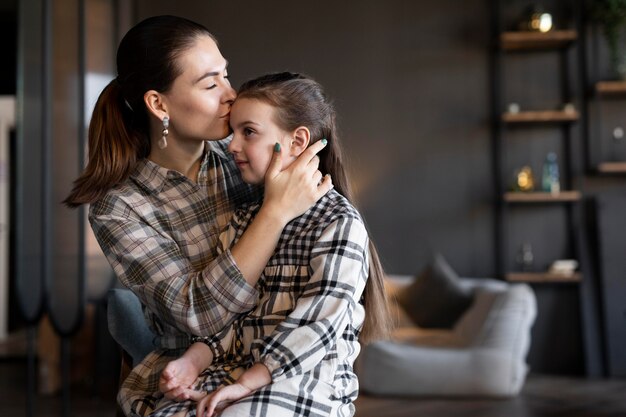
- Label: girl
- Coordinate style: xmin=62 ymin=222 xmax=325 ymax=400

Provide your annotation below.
xmin=159 ymin=72 xmax=391 ymax=417
xmin=63 ymin=16 xmax=331 ymax=417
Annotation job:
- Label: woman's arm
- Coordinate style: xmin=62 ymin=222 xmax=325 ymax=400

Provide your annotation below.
xmin=230 ymin=140 xmax=332 ymax=284
xmin=90 ymin=208 xmax=257 ymax=336
xmin=90 ymin=141 xmax=332 ymax=337
xmin=252 ymin=216 xmax=369 ymax=382
xmin=193 ymin=215 xmax=369 ymax=416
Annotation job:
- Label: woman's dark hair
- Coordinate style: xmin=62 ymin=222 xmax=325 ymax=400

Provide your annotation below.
xmin=238 ymin=72 xmax=392 ymax=343
xmin=64 ymin=15 xmax=216 ymax=207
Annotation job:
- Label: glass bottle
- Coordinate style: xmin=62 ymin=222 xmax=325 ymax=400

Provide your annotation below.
xmin=541 ymin=152 xmax=560 ymax=195
xmin=516 ymin=243 xmax=534 ymax=272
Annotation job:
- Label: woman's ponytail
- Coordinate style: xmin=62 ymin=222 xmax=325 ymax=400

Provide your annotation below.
xmin=63 ymin=79 xmax=148 ymax=207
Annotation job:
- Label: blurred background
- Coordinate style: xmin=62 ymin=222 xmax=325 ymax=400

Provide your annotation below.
xmin=1 ymin=0 xmax=626 ymax=416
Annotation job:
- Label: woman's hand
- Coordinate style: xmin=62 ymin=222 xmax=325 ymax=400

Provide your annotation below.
xmin=262 ymin=140 xmax=333 ymax=225
xmin=196 ymin=383 xmax=252 ymax=417
xmin=229 ymin=141 xmax=332 ymax=286
xmin=158 ymin=356 xmax=203 ymax=402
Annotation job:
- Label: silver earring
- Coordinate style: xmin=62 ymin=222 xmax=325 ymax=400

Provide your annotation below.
xmin=158 ymin=116 xmax=169 ymax=149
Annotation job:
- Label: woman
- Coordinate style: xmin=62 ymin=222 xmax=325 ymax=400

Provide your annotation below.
xmin=158 ymin=73 xmax=391 ymax=417
xmin=64 ymin=16 xmax=331 ymax=417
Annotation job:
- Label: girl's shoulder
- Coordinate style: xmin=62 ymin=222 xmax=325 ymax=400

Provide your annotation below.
xmin=315 ymin=189 xmax=363 ymax=224
xmin=282 ymin=189 xmax=365 ymax=239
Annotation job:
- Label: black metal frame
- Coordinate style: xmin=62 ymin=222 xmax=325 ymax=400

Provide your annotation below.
xmin=489 ymin=0 xmax=605 ymax=377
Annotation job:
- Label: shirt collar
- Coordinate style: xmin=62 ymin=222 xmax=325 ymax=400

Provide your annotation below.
xmin=206 ymin=135 xmax=232 ymax=160
xmin=131 ymin=138 xmax=233 ymax=194
xmin=131 ymin=158 xmax=172 ymax=195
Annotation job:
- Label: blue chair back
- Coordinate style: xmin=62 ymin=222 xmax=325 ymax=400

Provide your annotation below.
xmin=107 ymin=288 xmax=155 ymax=366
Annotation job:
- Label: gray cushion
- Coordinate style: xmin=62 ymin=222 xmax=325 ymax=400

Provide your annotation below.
xmin=396 ymin=254 xmax=474 ymax=328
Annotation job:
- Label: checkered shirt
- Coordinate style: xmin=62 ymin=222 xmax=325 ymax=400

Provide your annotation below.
xmin=145 ymin=189 xmax=368 ymax=417
xmin=89 ymin=138 xmax=261 ymax=416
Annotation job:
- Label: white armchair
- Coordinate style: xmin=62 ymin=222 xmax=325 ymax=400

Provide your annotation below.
xmin=356 ymin=275 xmax=537 ymax=398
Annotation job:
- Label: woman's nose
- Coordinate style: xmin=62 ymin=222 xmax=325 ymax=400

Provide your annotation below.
xmin=224 ymin=85 xmax=236 ymax=105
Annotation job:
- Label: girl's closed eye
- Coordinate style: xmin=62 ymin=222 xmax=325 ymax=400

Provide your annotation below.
xmin=243 ymin=127 xmax=255 ymax=137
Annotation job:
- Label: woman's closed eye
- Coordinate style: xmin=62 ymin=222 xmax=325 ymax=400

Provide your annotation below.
xmin=206 ymin=75 xmax=230 ymax=90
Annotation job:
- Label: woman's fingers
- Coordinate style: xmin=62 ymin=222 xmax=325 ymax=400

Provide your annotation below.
xmin=184 ymin=388 xmax=206 ymax=402
xmin=262 ymin=139 xmax=331 ymax=224
xmin=160 ymin=376 xmax=179 ymax=393
xmin=265 ymin=143 xmax=283 ymax=181
xmin=312 ymin=169 xmax=323 ymax=186
xmin=163 ymin=385 xmax=186 ymax=401
xmin=298 ymin=139 xmax=327 ymax=167
xmin=307 ymin=155 xmax=320 ymax=171
xmin=319 ymin=173 xmax=333 ymax=194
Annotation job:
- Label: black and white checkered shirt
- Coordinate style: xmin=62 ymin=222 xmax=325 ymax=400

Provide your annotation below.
xmin=144 ymin=190 xmax=369 ymax=417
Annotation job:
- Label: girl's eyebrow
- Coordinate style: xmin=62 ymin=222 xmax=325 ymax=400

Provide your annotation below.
xmin=234 ymin=120 xmax=260 ymax=129
xmin=193 ymin=61 xmax=229 ymax=84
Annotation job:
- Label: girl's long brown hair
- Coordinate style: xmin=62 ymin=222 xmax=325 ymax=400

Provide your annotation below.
xmin=64 ymin=16 xmax=216 ymax=207
xmin=238 ymin=72 xmax=392 ymax=343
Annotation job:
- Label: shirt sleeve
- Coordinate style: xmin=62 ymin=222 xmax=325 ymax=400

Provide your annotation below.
xmin=89 ymin=202 xmax=259 ymax=337
xmin=193 ymin=217 xmax=254 ymax=361
xmin=250 ymin=216 xmax=369 ymax=382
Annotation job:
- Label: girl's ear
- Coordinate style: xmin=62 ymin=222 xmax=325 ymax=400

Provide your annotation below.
xmin=143 ymin=90 xmax=168 ymax=119
xmin=289 ymin=126 xmax=311 ymax=157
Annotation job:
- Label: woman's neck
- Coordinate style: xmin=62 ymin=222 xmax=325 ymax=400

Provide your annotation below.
xmin=148 ymin=139 xmax=205 ymax=182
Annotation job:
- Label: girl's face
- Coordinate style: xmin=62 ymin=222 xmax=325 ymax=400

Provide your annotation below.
xmin=161 ymin=35 xmax=236 ymax=142
xmin=228 ymin=98 xmax=298 ymax=184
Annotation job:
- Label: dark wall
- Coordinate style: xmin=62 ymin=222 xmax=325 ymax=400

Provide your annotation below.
xmin=137 ymin=0 xmax=495 ymax=278
xmin=133 ymin=1 xmax=625 ymax=375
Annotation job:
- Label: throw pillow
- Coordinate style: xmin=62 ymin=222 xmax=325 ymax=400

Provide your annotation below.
xmin=396 ymin=253 xmax=474 ymax=328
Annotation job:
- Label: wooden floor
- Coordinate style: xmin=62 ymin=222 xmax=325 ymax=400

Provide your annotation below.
xmin=355 ymin=375 xmax=626 ymax=417
xmin=0 ymin=328 xmax=624 ymax=417
xmin=2 ymin=354 xmax=626 ymax=417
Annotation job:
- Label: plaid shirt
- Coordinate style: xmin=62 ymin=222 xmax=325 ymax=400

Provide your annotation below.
xmin=89 ymin=138 xmax=260 ymax=415
xmin=147 ymin=190 xmax=368 ymax=417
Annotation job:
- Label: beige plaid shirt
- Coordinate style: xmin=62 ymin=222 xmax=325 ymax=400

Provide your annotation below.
xmin=90 ymin=138 xmax=262 ymax=415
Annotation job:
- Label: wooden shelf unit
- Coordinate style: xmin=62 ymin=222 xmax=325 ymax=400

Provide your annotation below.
xmin=506 ymin=272 xmax=582 ymax=283
xmin=597 ymin=162 xmax=626 ymax=174
xmin=502 ymin=110 xmax=580 ymax=123
xmin=500 ymin=30 xmax=578 ymax=51
xmin=595 ymin=81 xmax=626 ymax=96
xmin=503 ymin=191 xmax=582 ymax=203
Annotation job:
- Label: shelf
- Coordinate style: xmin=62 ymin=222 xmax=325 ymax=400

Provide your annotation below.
xmin=503 ymin=191 xmax=582 ymax=203
xmin=597 ymin=162 xmax=626 ymax=174
xmin=500 ymin=30 xmax=578 ymax=51
xmin=502 ymin=110 xmax=579 ymax=123
xmin=595 ymin=81 xmax=626 ymax=96
xmin=506 ymin=272 xmax=582 ymax=283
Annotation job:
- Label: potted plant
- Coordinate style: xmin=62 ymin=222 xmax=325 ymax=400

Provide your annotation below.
xmin=592 ymin=0 xmax=626 ymax=79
